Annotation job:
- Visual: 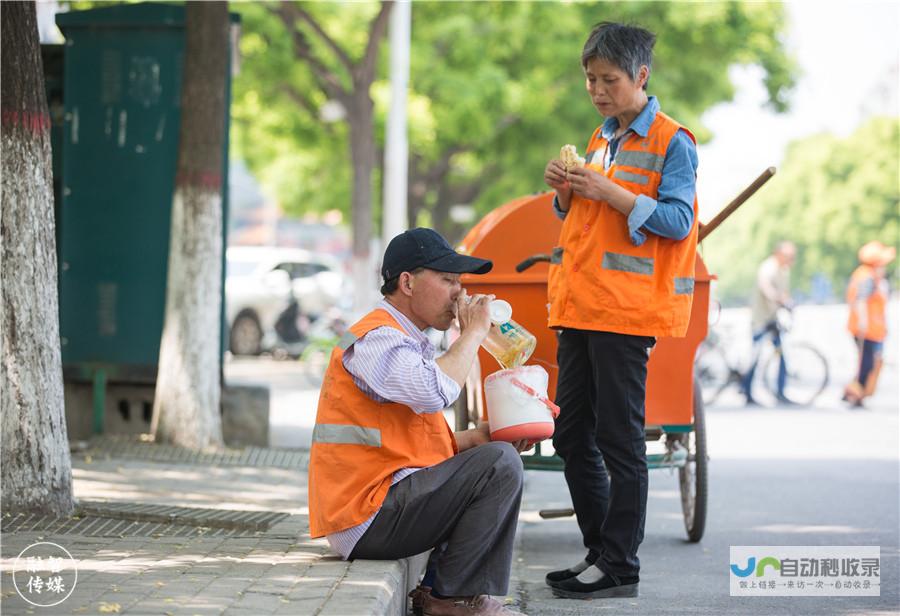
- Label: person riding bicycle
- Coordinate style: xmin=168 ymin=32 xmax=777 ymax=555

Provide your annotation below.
xmin=741 ymin=241 xmax=796 ymax=405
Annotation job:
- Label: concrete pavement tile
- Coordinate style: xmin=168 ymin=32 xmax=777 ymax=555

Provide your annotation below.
xmin=153 ymin=582 xmax=210 ymax=596
xmin=303 ymin=563 xmax=350 ymax=580
xmin=170 ymin=608 xmax=226 ymax=616
xmin=226 ymin=564 xmax=272 ymax=578
xmin=273 ymin=597 xmax=324 ymax=615
xmin=319 ymin=596 xmax=390 ymax=616
xmin=284 ymin=581 xmax=335 ymax=601
xmin=92 ymin=593 xmax=147 ymax=610
xmin=229 ymin=591 xmax=284 ymax=612
xmin=243 ymin=582 xmax=294 ymax=597
xmin=127 ymin=598 xmax=186 ymax=613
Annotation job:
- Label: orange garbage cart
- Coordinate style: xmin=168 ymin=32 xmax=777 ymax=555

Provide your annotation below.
xmin=457 ymin=191 xmax=711 ymax=542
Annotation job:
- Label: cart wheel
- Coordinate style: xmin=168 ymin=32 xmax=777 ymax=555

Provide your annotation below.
xmin=679 ymin=378 xmax=708 ymax=542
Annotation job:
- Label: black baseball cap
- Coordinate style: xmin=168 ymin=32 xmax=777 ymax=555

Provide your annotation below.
xmin=381 ymin=228 xmax=492 ymax=282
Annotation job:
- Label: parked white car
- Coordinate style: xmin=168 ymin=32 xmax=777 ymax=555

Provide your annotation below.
xmin=225 ymin=246 xmax=347 ymax=355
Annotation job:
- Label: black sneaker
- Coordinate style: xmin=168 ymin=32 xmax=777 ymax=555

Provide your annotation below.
xmin=545 ymin=553 xmax=596 ymax=588
xmin=551 ymin=565 xmax=639 ymax=599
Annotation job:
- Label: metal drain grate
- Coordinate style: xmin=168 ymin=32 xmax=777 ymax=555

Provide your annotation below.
xmin=77 ymin=501 xmax=290 ymax=531
xmin=77 ymin=436 xmax=309 ymax=470
xmin=2 ymin=503 xmax=292 ymax=538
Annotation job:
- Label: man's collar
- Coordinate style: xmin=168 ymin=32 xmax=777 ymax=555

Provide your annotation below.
xmin=601 ymin=95 xmax=659 ymax=140
xmin=378 ymin=298 xmax=429 ymax=344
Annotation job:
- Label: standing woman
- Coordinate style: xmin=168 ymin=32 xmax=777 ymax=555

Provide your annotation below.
xmin=542 ymin=22 xmax=699 ymax=599
xmin=843 ymin=241 xmax=895 ymax=407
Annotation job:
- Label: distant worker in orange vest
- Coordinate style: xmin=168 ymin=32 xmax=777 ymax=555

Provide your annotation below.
xmin=843 ymin=240 xmax=895 ymax=408
xmin=308 ymin=228 xmax=530 ymax=616
xmin=542 ymin=22 xmax=699 ymax=600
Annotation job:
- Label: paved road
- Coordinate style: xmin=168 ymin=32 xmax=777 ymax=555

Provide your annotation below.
xmin=512 ymin=405 xmax=898 ymax=615
xmin=512 ymin=302 xmax=899 ymax=615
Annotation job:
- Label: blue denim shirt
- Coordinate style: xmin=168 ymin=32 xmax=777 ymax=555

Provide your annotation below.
xmin=554 ymin=96 xmax=698 ymax=246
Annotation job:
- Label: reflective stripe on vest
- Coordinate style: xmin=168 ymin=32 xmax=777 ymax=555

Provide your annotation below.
xmin=613 ymin=169 xmax=649 ymax=185
xmin=602 ymin=252 xmax=654 ymax=276
xmin=674 ymin=277 xmax=695 ymax=295
xmin=616 ymin=150 xmax=665 ymax=173
xmin=337 ymin=331 xmax=358 ymax=350
xmin=312 ymin=423 xmax=382 ymax=447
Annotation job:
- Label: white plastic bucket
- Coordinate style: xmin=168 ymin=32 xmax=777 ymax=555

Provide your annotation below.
xmin=484 ymin=366 xmax=559 ymax=444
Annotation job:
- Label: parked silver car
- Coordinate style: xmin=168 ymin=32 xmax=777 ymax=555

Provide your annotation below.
xmin=225 ymin=246 xmax=347 ymax=355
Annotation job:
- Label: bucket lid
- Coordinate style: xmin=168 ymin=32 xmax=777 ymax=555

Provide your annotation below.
xmin=489 ymin=299 xmax=512 ymax=324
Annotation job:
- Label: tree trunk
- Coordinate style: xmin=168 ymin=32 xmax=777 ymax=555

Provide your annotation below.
xmin=268 ymin=2 xmax=392 ymax=313
xmin=0 ymin=1 xmax=74 ymax=516
xmin=151 ymin=2 xmax=229 ymax=449
xmin=347 ymin=93 xmax=377 ymax=311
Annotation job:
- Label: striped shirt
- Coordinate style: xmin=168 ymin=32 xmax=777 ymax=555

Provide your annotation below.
xmin=325 ymin=299 xmax=461 ymax=559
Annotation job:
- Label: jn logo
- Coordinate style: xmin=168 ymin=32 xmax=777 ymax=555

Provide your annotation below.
xmin=730 ymin=556 xmax=781 ymax=578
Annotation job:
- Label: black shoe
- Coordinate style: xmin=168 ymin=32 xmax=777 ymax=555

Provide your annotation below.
xmin=745 ymin=397 xmax=760 ymax=407
xmin=545 ymin=553 xmax=596 ymax=588
xmin=775 ymin=395 xmax=799 ymax=407
xmin=551 ymin=565 xmax=639 ymax=599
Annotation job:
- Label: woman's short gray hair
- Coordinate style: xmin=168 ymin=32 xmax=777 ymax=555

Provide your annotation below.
xmin=581 ymin=22 xmax=656 ymax=90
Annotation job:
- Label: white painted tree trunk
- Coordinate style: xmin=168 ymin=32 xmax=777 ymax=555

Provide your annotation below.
xmin=151 ymin=2 xmax=229 ymax=449
xmin=0 ymin=1 xmax=74 ymax=516
xmin=152 ymin=188 xmax=223 ymax=449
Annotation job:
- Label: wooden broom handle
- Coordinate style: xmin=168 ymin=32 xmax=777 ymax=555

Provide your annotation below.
xmin=698 ymin=167 xmax=776 ymax=242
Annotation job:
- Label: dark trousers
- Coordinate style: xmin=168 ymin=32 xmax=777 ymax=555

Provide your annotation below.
xmin=552 ymin=328 xmax=654 ymax=578
xmin=349 ymin=442 xmax=524 ymax=596
xmin=856 ymin=338 xmax=884 ymax=384
xmin=741 ymin=320 xmax=786 ymax=400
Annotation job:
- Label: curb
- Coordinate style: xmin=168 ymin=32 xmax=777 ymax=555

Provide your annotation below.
xmin=323 ymin=553 xmax=428 ymax=616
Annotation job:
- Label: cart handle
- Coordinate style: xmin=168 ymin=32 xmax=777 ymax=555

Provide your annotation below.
xmin=699 ymin=167 xmax=776 ymax=242
xmin=515 ymin=253 xmax=551 ymax=273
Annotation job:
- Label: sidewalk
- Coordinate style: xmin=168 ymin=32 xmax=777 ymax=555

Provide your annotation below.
xmin=1 ymin=436 xmax=425 ymax=615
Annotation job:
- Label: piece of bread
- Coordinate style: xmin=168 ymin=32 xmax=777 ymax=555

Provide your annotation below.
xmin=560 ymin=144 xmax=586 ymax=170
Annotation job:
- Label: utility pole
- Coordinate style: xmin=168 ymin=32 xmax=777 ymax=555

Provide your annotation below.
xmin=381 ymin=0 xmax=410 ymax=253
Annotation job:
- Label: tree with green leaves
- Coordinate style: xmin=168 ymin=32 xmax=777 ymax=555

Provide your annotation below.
xmin=232 ymin=1 xmax=795 ymax=244
xmin=704 ymin=116 xmax=899 ymax=305
xmin=240 ymin=1 xmax=392 ymax=305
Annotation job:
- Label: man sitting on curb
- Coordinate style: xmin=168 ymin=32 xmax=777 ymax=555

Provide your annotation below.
xmin=308 ymin=228 xmax=529 ymax=616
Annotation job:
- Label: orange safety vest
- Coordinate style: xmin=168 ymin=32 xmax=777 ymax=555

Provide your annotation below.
xmin=308 ymin=308 xmax=458 ymax=538
xmin=847 ymin=265 xmax=888 ymax=342
xmin=548 ymin=110 xmax=699 ymax=338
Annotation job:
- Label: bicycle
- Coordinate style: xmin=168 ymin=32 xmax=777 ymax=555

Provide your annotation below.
xmin=695 ymin=307 xmax=829 ymax=406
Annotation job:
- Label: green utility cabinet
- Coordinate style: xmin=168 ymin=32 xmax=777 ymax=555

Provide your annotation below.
xmin=52 ymin=3 xmax=238 ymax=437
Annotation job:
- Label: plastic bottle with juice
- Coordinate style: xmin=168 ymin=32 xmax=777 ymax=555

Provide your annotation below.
xmin=481 ymin=299 xmax=537 ymax=369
